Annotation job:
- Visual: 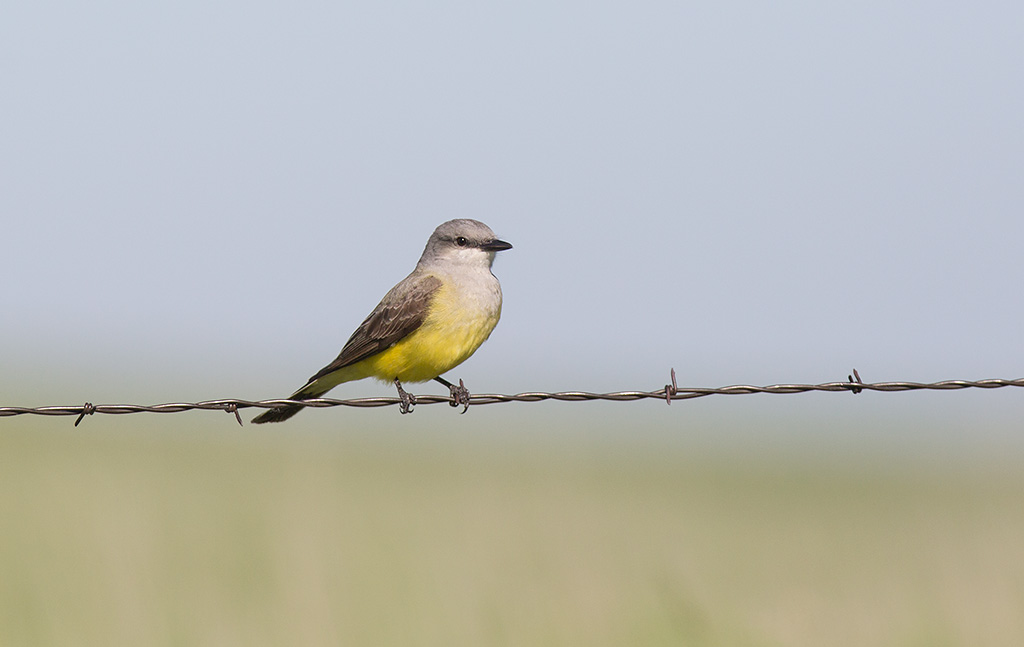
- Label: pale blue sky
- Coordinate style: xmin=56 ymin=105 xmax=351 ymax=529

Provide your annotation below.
xmin=2 ymin=1 xmax=1022 ymax=443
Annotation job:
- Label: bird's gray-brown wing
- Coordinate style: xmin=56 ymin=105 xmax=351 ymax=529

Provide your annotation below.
xmin=251 ymin=274 xmax=442 ymax=424
xmin=305 ymin=273 xmax=442 ymax=384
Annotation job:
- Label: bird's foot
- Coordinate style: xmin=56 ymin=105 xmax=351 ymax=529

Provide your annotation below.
xmin=450 ymin=379 xmax=471 ymax=413
xmin=394 ymin=379 xmax=417 ymax=414
xmin=435 ymin=376 xmax=470 ymax=413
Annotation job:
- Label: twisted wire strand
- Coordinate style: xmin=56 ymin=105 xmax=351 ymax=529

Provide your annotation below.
xmin=1 ymin=371 xmax=1022 ymax=427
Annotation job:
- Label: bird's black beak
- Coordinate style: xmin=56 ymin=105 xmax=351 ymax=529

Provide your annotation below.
xmin=480 ymin=238 xmax=513 ymax=252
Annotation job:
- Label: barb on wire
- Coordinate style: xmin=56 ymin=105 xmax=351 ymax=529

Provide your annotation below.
xmin=664 ymin=368 xmax=678 ymax=405
xmin=74 ymin=402 xmax=95 ymax=427
xmin=848 ymin=368 xmax=864 ymax=394
xmin=2 ymin=369 xmax=1023 ymax=427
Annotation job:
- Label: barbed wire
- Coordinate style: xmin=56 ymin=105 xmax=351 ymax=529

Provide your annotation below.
xmin=2 ymin=369 xmax=1022 ymax=427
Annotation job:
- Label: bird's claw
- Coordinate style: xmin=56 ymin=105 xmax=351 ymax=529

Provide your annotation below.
xmin=448 ymin=378 xmax=471 ymax=413
xmin=394 ymin=379 xmax=417 ymax=414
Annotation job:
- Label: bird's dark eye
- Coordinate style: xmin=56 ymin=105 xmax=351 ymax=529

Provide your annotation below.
xmin=455 ymin=236 xmax=469 ymax=247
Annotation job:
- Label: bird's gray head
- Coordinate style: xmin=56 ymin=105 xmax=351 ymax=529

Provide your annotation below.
xmin=418 ymin=219 xmax=512 ymax=270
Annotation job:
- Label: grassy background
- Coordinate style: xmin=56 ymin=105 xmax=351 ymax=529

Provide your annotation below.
xmin=2 ymin=411 xmax=1023 ymax=646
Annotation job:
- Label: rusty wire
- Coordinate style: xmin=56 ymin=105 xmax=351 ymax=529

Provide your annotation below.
xmin=1 ymin=369 xmax=1022 ymax=427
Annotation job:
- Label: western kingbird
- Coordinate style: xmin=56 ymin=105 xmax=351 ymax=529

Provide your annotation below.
xmin=252 ymin=219 xmax=512 ymax=424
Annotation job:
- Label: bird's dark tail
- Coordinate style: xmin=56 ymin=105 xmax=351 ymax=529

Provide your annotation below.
xmin=251 ymin=383 xmax=327 ymax=424
xmin=251 ymin=402 xmax=305 ymax=424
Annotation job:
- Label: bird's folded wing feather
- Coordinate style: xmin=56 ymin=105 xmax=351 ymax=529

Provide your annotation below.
xmin=305 ymin=274 xmax=442 ymax=383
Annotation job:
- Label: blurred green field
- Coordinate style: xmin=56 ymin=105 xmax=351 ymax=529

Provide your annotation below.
xmin=2 ymin=416 xmax=1023 ymax=646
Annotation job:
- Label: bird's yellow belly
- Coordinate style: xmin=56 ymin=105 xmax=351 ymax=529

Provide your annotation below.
xmin=361 ymin=283 xmax=501 ymax=383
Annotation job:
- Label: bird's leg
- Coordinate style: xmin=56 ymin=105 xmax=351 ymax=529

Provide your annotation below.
xmin=434 ymin=376 xmax=471 ymax=413
xmin=394 ymin=378 xmax=417 ymax=414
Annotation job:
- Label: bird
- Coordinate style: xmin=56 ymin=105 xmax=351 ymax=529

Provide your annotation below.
xmin=251 ymin=219 xmax=512 ymax=424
